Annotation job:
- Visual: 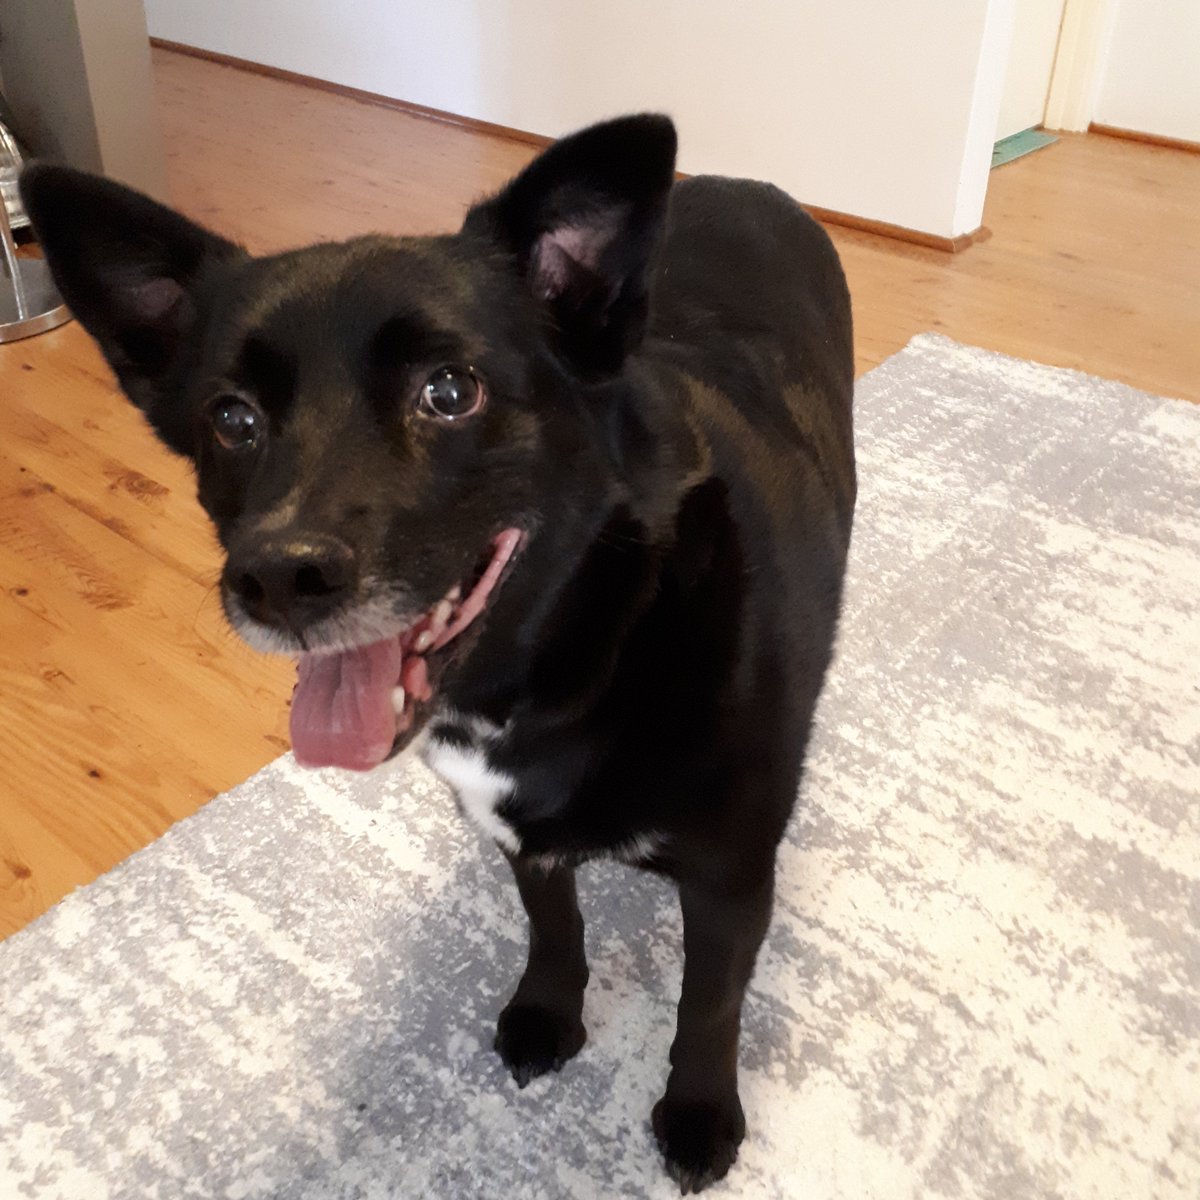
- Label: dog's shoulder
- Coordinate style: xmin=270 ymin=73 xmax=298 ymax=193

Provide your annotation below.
xmin=643 ymin=176 xmax=856 ymax=534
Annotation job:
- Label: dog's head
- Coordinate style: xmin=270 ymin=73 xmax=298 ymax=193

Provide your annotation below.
xmin=23 ymin=114 xmax=677 ymax=770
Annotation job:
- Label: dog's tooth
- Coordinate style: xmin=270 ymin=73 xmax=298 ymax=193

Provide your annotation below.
xmin=432 ymin=600 xmax=454 ymax=629
xmin=445 ymin=584 xmax=462 ymax=603
xmin=414 ymin=630 xmax=433 ymax=653
xmin=390 ymin=686 xmax=406 ymax=715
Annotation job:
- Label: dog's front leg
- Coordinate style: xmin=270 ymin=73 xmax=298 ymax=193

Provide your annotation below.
xmin=494 ymin=856 xmax=589 ymax=1087
xmin=653 ymin=873 xmax=774 ymax=1193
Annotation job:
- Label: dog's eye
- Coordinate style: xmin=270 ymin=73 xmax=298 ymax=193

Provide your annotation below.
xmin=210 ymin=396 xmax=262 ymax=451
xmin=419 ymin=367 xmax=485 ymax=421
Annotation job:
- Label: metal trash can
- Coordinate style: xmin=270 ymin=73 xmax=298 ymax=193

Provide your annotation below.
xmin=0 ymin=116 xmax=70 ymax=344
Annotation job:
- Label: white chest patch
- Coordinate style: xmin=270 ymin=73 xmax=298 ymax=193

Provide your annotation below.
xmin=424 ymin=727 xmax=521 ymax=856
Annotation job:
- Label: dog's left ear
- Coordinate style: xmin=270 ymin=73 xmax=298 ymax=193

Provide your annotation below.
xmin=19 ymin=164 xmax=245 ymax=450
xmin=464 ymin=114 xmax=677 ymax=374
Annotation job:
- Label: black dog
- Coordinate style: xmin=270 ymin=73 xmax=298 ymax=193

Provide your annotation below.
xmin=23 ymin=115 xmax=854 ymax=1192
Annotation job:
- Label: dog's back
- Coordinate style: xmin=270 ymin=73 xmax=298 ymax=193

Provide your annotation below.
xmin=654 ymin=177 xmax=853 ymax=413
xmin=653 ymin=177 xmax=855 ymax=618
xmin=617 ymin=176 xmax=857 ymax=853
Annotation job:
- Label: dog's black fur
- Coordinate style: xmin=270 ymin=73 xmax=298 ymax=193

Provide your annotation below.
xmin=22 ymin=115 xmax=855 ymax=1192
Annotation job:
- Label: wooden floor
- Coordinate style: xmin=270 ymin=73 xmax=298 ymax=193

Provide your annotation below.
xmin=2 ymin=48 xmax=1198 ymax=939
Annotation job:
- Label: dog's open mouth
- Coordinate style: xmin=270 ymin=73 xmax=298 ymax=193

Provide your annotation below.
xmin=288 ymin=528 xmax=523 ymax=771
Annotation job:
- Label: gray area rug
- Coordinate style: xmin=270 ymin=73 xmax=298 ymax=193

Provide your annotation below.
xmin=2 ymin=335 xmax=1197 ymax=1199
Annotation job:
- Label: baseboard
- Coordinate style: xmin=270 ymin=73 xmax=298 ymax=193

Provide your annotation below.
xmin=1088 ymin=123 xmax=1200 ymax=155
xmin=149 ymin=37 xmax=554 ymax=151
xmin=803 ymin=205 xmax=990 ymax=254
xmin=151 ymin=38 xmax=985 ymax=254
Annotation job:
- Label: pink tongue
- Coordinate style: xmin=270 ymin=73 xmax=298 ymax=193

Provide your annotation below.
xmin=290 ymin=638 xmax=402 ymax=771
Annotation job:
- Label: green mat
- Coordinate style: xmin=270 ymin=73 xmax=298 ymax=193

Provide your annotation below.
xmin=992 ymin=127 xmax=1058 ymax=168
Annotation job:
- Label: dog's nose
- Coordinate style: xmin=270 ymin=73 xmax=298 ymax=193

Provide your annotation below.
xmin=227 ymin=535 xmax=357 ymax=627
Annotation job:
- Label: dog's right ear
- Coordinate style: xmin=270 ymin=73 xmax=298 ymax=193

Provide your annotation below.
xmin=463 ymin=114 xmax=677 ymax=375
xmin=20 ymin=165 xmax=244 ymax=447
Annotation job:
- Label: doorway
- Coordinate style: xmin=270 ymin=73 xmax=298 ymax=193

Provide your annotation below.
xmin=996 ymin=0 xmax=1068 ymax=140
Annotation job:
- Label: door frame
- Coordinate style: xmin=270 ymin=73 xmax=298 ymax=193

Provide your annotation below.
xmin=1044 ymin=0 xmax=1117 ymax=131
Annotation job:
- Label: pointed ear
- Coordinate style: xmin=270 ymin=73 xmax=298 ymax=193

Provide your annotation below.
xmin=463 ymin=114 xmax=677 ymax=374
xmin=20 ymin=164 xmax=244 ymax=425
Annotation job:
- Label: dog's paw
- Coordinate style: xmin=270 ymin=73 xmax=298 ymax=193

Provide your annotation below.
xmin=494 ymin=1002 xmax=586 ymax=1088
xmin=651 ymin=1094 xmax=746 ymax=1194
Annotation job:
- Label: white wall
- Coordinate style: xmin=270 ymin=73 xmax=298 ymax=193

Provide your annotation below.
xmin=1094 ymin=0 xmax=1200 ymax=142
xmin=146 ymin=0 xmax=1014 ymax=239
xmin=959 ymin=0 xmax=1018 ymax=233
